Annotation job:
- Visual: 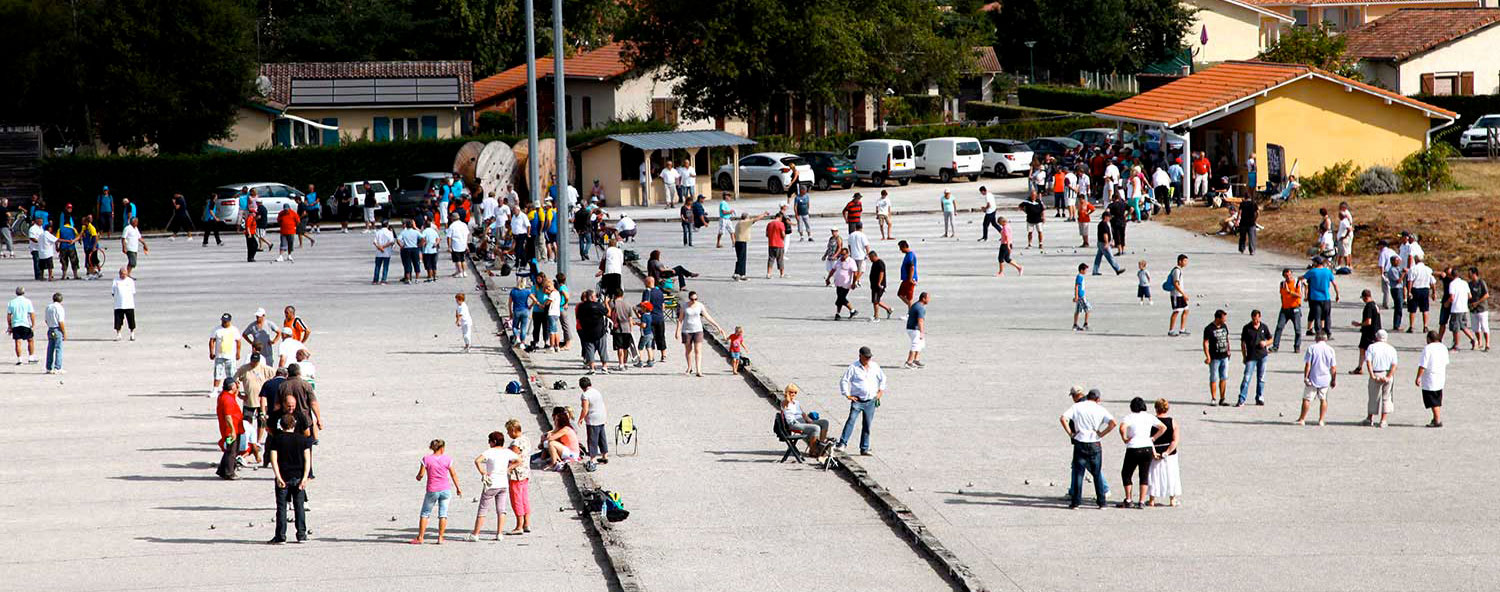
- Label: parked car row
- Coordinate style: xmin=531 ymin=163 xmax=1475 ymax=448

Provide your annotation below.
xmin=211 ymin=177 xmax=423 ymax=225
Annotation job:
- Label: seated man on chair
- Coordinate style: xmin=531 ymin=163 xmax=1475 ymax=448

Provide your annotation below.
xmin=781 ymin=384 xmax=830 ymax=452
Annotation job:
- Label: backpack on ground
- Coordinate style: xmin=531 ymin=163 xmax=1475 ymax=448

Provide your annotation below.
xmin=505 ymin=380 xmax=523 ymax=394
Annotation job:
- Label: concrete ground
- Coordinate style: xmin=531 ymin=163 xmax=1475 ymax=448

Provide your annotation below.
xmin=619 ymin=197 xmax=1499 ymax=592
xmin=612 ymin=175 xmax=1027 ymax=223
xmin=0 ymin=234 xmax=609 ymax=591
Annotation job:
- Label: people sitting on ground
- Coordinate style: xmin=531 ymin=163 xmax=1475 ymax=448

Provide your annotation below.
xmin=646 ymin=249 xmax=698 ymax=290
xmin=543 ymin=406 xmax=581 ymax=471
xmin=1215 ymin=205 xmax=1240 ymax=236
xmin=780 ymin=383 xmax=831 ymax=453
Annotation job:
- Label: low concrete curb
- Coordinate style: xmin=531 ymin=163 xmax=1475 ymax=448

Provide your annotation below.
xmin=624 ymin=260 xmax=988 ymax=592
xmin=471 ymin=262 xmax=646 ymax=592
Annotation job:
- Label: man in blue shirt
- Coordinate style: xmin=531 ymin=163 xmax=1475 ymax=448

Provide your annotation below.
xmin=898 ymin=240 xmax=918 ymax=307
xmin=121 ymin=197 xmax=137 ymax=233
xmin=57 ymin=223 xmax=79 ymax=279
xmin=1302 ymin=257 xmax=1340 ymax=338
xmin=507 ymin=278 xmax=536 ymax=344
xmin=905 ymin=292 xmax=929 ymax=368
xmin=640 ymin=277 xmax=667 ymax=365
xmin=97 ymin=187 xmax=114 ymax=238
xmin=302 ymin=185 xmax=321 ymax=234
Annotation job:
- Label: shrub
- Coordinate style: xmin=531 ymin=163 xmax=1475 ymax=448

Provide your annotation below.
xmin=1355 ymin=166 xmax=1400 ymax=195
xmin=1396 ymin=144 xmax=1456 ymax=192
xmin=1300 ymin=161 xmax=1358 ymax=196
xmin=1017 ymin=85 xmax=1134 ymax=113
xmin=1411 ymin=94 xmax=1500 ymax=147
xmin=477 ymin=111 xmax=514 ymax=135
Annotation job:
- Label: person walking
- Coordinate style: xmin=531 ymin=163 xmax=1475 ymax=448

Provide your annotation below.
xmin=1295 ymin=332 xmax=1337 ymax=426
xmin=111 ymin=267 xmax=138 ymax=341
xmin=791 ymin=187 xmax=812 ymax=242
xmin=1019 ymin=193 xmax=1045 ymax=249
xmin=266 ymin=414 xmax=311 ymax=544
xmin=1415 ymin=330 xmax=1449 ymax=427
xmin=977 ymin=186 xmax=1000 ymax=241
xmin=1146 ymin=398 xmax=1180 ymax=507
xmin=1167 ymin=255 xmax=1190 ymax=336
xmin=1092 ymin=213 xmax=1124 ymax=275
xmin=1351 ymin=289 xmax=1382 ymax=373
xmin=905 ymin=292 xmax=929 ymax=368
xmin=868 ymin=250 xmax=894 ymax=321
xmin=1073 ymin=264 xmax=1092 ymax=332
xmin=940 ymin=189 xmax=957 ymax=238
xmin=826 ymin=247 xmax=858 ymax=320
xmin=1117 ymin=397 xmax=1166 ymax=508
xmin=897 ymin=241 xmax=918 ymax=308
xmin=121 ymin=217 xmax=147 ymax=270
xmin=995 ymin=217 xmax=1024 ymax=277
xmin=411 ymin=439 xmax=462 ymax=545
xmin=675 ymin=291 xmax=721 ymax=377
xmin=455 ymin=293 xmax=473 ymax=351
xmin=1236 ymin=310 xmax=1272 ymax=406
xmin=8 ymin=287 xmax=36 ymax=365
xmin=1444 ymin=268 xmax=1478 ymax=351
xmin=837 ymin=346 xmax=887 ymax=456
xmin=874 ymin=190 xmax=893 ymax=240
xmin=209 ymin=313 xmax=242 ymax=390
xmin=43 ymin=292 xmax=65 ymax=374
xmin=578 ymin=377 xmax=610 ymax=464
xmin=1203 ymin=310 xmax=1232 ymax=406
xmin=1362 ymin=330 xmax=1398 ymax=428
xmin=1468 ymin=267 xmax=1489 ymax=351
xmin=215 ymin=381 xmax=245 ymax=480
xmin=1061 ymin=388 xmax=1117 ymax=509
xmin=842 ymin=194 xmax=863 ymax=234
xmin=731 ymin=213 xmax=767 ymax=281
xmin=765 ymin=214 xmax=788 ymax=279
xmin=242 ymin=201 xmax=260 ymax=263
xmin=1302 ymin=257 xmax=1339 ymax=338
xmin=1271 ymin=269 xmax=1304 ymax=353
xmin=466 ymin=431 xmax=520 ymax=541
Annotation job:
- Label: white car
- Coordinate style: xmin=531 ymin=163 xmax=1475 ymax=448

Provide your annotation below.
xmin=1459 ymin=114 xmax=1500 ymax=155
xmin=981 ymin=139 xmax=1033 ymax=177
xmin=343 ymin=180 xmax=392 ymax=211
xmin=212 ymin=183 xmax=302 ymax=225
xmin=715 ymin=152 xmax=816 ymax=194
xmin=914 ymin=137 xmax=983 ymax=182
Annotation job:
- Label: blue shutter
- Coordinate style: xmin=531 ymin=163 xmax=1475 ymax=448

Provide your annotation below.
xmin=420 ymin=115 xmax=438 ymax=139
xmin=373 ymin=117 xmax=391 ymax=142
xmin=321 ymin=118 xmax=339 ymax=145
xmin=273 ymin=119 xmax=292 ymax=147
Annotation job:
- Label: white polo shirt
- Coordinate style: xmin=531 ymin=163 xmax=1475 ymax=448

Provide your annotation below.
xmin=1418 ymin=342 xmax=1449 ymax=391
xmin=1063 ymin=400 xmax=1115 ymax=443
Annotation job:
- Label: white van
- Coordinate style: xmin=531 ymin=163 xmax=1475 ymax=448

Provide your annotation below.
xmin=843 ymin=139 xmax=915 ymax=187
xmin=914 ymin=137 xmax=983 ymax=183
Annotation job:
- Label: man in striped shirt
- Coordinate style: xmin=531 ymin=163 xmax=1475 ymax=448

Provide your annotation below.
xmin=842 ymin=194 xmax=863 ymax=233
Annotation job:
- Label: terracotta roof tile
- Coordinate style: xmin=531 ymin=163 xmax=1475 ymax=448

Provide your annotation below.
xmin=259 ymin=61 xmax=473 ymax=105
xmin=1343 ymin=8 xmax=1500 ymax=61
xmin=1247 ymin=0 xmax=1476 ymax=5
xmin=474 ymin=42 xmax=634 ymax=104
xmin=971 ymin=46 xmax=1002 ymax=73
xmin=1094 ymin=60 xmax=1456 ymax=126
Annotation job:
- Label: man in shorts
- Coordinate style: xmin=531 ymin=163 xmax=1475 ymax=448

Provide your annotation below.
xmin=765 ymin=213 xmax=788 ymax=279
xmin=1073 ymin=264 xmax=1091 ymax=331
xmin=361 ymin=182 xmax=378 ymax=232
xmin=867 ymin=250 xmax=893 ymax=321
xmin=209 ymin=313 xmax=242 ymax=390
xmin=1405 ymin=254 xmax=1435 ymax=333
xmin=1444 ymin=268 xmax=1477 ymax=350
xmin=1019 ymin=193 xmax=1045 ymax=248
xmin=1467 ymin=267 xmax=1490 ymax=351
xmin=1202 ymin=310 xmax=1231 ymax=405
xmin=1167 ymin=254 xmax=1189 ymax=336
xmin=904 ymin=292 xmax=928 ymax=369
xmin=897 ymin=240 xmax=918 ymax=308
xmin=715 ymin=191 xmax=736 ymax=248
xmin=8 ymin=287 xmax=36 ymax=365
xmin=1295 ymin=332 xmax=1337 ymax=426
xmin=1415 ymin=330 xmax=1448 ymax=427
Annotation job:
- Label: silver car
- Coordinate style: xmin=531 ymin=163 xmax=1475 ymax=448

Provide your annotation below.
xmin=212 ymin=183 xmax=303 ymax=225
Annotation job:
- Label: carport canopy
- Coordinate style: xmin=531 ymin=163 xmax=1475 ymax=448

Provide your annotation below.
xmin=607 ymin=130 xmax=757 ymax=200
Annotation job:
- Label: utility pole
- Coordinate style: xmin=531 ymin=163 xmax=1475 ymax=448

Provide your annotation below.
xmin=553 ymin=0 xmax=569 ymax=277
xmin=1024 ymin=41 xmax=1036 ymax=85
xmin=523 ymin=0 xmax=540 ymax=264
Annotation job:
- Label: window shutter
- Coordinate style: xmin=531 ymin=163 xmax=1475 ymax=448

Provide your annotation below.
xmin=321 ymin=118 xmax=339 ymax=145
xmin=1420 ymin=73 xmax=1435 ymax=95
xmin=420 ymin=115 xmax=438 ymax=139
xmin=273 ymin=119 xmax=291 ymax=147
xmin=1460 ymin=72 xmax=1475 ymax=96
xmin=373 ymin=117 xmax=390 ymax=141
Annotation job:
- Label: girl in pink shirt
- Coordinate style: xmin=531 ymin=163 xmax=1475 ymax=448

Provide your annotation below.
xmin=410 ymin=439 xmax=462 ymax=544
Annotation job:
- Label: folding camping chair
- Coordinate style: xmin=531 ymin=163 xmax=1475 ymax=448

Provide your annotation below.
xmin=614 ymin=415 xmax=639 ymax=456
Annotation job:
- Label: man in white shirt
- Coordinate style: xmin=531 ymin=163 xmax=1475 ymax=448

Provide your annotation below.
xmin=480 ymin=194 xmax=499 ymax=226
xmin=675 ymin=163 xmax=694 ymax=204
xmin=597 ymin=238 xmax=625 ymax=297
xmin=1060 ymin=388 xmax=1117 ymax=509
xmin=659 ymin=160 xmax=680 ymax=207
xmin=874 ymin=190 xmax=893 ymax=240
xmin=8 ymin=287 xmax=37 ymax=365
xmin=43 ymin=292 xmax=65 ymax=373
xmin=577 ymin=376 xmax=609 ymax=463
xmin=1064 ymin=169 xmax=1080 ymax=220
xmin=979 ymin=186 xmax=1000 ymax=241
xmin=276 ymin=326 xmax=307 ymax=368
xmin=111 ymin=267 xmax=138 ymax=341
xmin=121 ymin=217 xmax=148 ymax=270
xmin=1376 ymin=239 xmax=1399 ymax=309
xmin=614 ymin=214 xmax=637 ymax=243
xmin=1445 ymin=273 xmax=1477 ymax=349
xmin=1103 ymin=160 xmax=1121 ymax=202
xmin=371 ymin=221 xmax=396 ymax=285
xmin=27 ymin=220 xmax=44 ymax=280
xmin=209 ymin=313 xmax=242 ymax=389
xmin=1406 ymin=254 xmax=1435 ymax=332
xmin=1362 ymin=330 xmax=1397 ymax=428
xmin=1399 ymin=232 xmax=1424 ymax=269
xmin=447 ymin=218 xmax=471 ymax=278
xmin=1415 ymin=330 xmax=1449 ymax=427
xmin=36 ymin=222 xmax=58 ymax=281
xmin=1335 ymin=207 xmax=1355 ymax=269
xmin=1296 ymin=332 xmax=1337 ymax=426
xmin=837 ymin=346 xmax=886 ymax=455
xmin=1151 ymin=166 xmax=1171 ymax=215
xmin=846 ymin=223 xmax=871 ymax=278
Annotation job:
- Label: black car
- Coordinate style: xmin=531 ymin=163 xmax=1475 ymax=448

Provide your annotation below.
xmin=798 ymin=152 xmax=857 ymax=190
xmin=393 ymin=172 xmax=453 ymax=217
xmin=1026 ymin=137 xmax=1084 ymax=161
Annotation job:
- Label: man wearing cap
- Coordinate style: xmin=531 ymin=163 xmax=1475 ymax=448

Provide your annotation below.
xmin=276 ymin=326 xmax=308 ymax=369
xmin=241 ymin=309 xmax=278 ymax=361
xmin=836 ymin=346 xmax=887 ymax=456
xmin=234 ymin=351 xmax=275 ymax=463
xmin=209 ymin=313 xmax=242 ymax=390
xmin=97 ymin=186 xmax=114 ymax=239
xmin=1362 ymin=329 xmax=1398 ymax=428
xmin=1060 ymin=388 xmax=1117 ymax=509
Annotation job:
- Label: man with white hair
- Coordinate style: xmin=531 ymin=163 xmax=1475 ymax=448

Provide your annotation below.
xmin=1406 ymin=253 xmax=1435 ymax=333
xmin=1362 ymin=329 xmax=1398 ymax=428
xmin=276 ymin=326 xmax=308 ymax=369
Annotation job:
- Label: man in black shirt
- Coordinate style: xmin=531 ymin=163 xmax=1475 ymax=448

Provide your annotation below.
xmin=1353 ymin=289 xmax=1382 ymax=374
xmin=267 ymin=415 xmax=310 ymax=544
xmin=1018 ymin=194 xmax=1046 ymax=248
xmin=1106 ymin=195 xmax=1128 ymax=255
xmin=1238 ymin=197 xmax=1259 ymax=255
xmin=1236 ymin=309 xmax=1272 ymax=406
xmin=1203 ymin=310 xmax=1231 ymax=406
xmin=257 ymin=367 xmax=288 ymax=467
xmin=1092 ymin=213 xmax=1124 ymax=275
xmin=576 ymin=290 xmax=610 ymax=373
xmin=867 ymin=251 xmax=893 ymax=319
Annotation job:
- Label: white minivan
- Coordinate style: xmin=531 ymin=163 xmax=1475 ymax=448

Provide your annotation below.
xmin=843 ymin=139 xmax=915 ymax=187
xmin=914 ymin=137 xmax=983 ymax=183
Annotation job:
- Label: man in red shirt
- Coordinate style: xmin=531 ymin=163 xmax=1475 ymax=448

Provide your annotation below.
xmin=244 ymin=201 xmax=259 ymax=262
xmin=765 ymin=214 xmax=789 ymax=279
xmin=842 ymin=194 xmax=863 ymax=233
xmin=1192 ymin=152 xmax=1211 ymax=199
xmin=216 ymin=381 xmax=245 ymax=480
xmin=276 ymin=206 xmax=301 ymax=263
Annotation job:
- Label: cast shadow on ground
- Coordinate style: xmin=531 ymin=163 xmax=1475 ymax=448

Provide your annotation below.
xmin=162 ymin=461 xmax=218 ymax=470
xmin=1199 ymin=417 xmax=1371 ymax=428
xmin=155 ymin=506 xmax=276 ymax=512
xmin=940 ymin=489 xmax=1067 ymax=509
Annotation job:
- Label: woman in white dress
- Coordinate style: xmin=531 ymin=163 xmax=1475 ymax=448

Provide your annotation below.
xmin=1147 ymin=398 xmax=1181 ymax=506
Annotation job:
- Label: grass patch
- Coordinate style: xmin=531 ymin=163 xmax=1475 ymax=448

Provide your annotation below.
xmin=1156 ymin=161 xmax=1500 ymax=280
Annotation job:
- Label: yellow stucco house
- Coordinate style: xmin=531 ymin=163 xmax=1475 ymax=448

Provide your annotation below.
xmin=1243 ymin=0 xmax=1496 ymax=34
xmin=1183 ymin=0 xmax=1295 ymax=63
xmin=1094 ymin=61 xmax=1457 ymax=196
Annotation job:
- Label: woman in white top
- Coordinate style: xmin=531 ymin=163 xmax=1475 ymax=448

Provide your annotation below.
xmin=1117 ymin=396 xmax=1166 ymax=508
xmin=781 ymin=383 xmax=830 ymax=448
xmin=674 ymin=291 xmax=721 ymax=377
xmin=1147 ymin=398 xmax=1181 ymax=507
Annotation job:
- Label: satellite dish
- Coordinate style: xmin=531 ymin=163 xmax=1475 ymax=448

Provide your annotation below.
xmin=255 ymin=75 xmax=273 ymax=97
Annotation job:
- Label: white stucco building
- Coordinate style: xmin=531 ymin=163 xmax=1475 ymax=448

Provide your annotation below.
xmin=1183 ymin=0 xmax=1295 ymax=63
xmin=1344 ymin=8 xmax=1500 ymax=95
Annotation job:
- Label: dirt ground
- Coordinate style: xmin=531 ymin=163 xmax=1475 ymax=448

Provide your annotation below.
xmin=1158 ymin=161 xmax=1500 ymax=281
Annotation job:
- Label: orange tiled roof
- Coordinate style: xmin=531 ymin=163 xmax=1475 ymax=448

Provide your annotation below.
xmin=1246 ymin=0 xmax=1479 ymax=5
xmin=971 ymin=46 xmax=1002 ymax=73
xmin=474 ymin=42 xmax=633 ymax=104
xmin=1343 ymin=8 xmax=1500 ymax=60
xmin=1093 ymin=60 xmax=1456 ymax=126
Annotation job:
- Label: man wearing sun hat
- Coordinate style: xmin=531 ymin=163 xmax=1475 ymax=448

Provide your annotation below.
xmin=209 ymin=312 xmax=242 ymax=390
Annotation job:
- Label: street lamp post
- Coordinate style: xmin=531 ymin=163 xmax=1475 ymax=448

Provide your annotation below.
xmin=1024 ymin=41 xmax=1036 ymax=84
xmin=552 ymin=0 xmax=569 ymax=277
xmin=523 ymin=0 xmax=540 ymax=264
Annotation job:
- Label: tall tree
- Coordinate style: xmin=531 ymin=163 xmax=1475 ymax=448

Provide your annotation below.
xmin=990 ymin=0 xmax=1192 ymax=80
xmin=1258 ymin=22 xmax=1359 ymax=78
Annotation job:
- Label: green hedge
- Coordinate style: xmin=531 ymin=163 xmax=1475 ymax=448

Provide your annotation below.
xmin=750 ymin=116 xmax=1109 ymax=154
xmin=1017 ymin=85 xmax=1134 ymax=113
xmin=963 ymin=102 xmax=1077 ymax=121
xmin=1410 ymin=94 xmax=1500 ymax=147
